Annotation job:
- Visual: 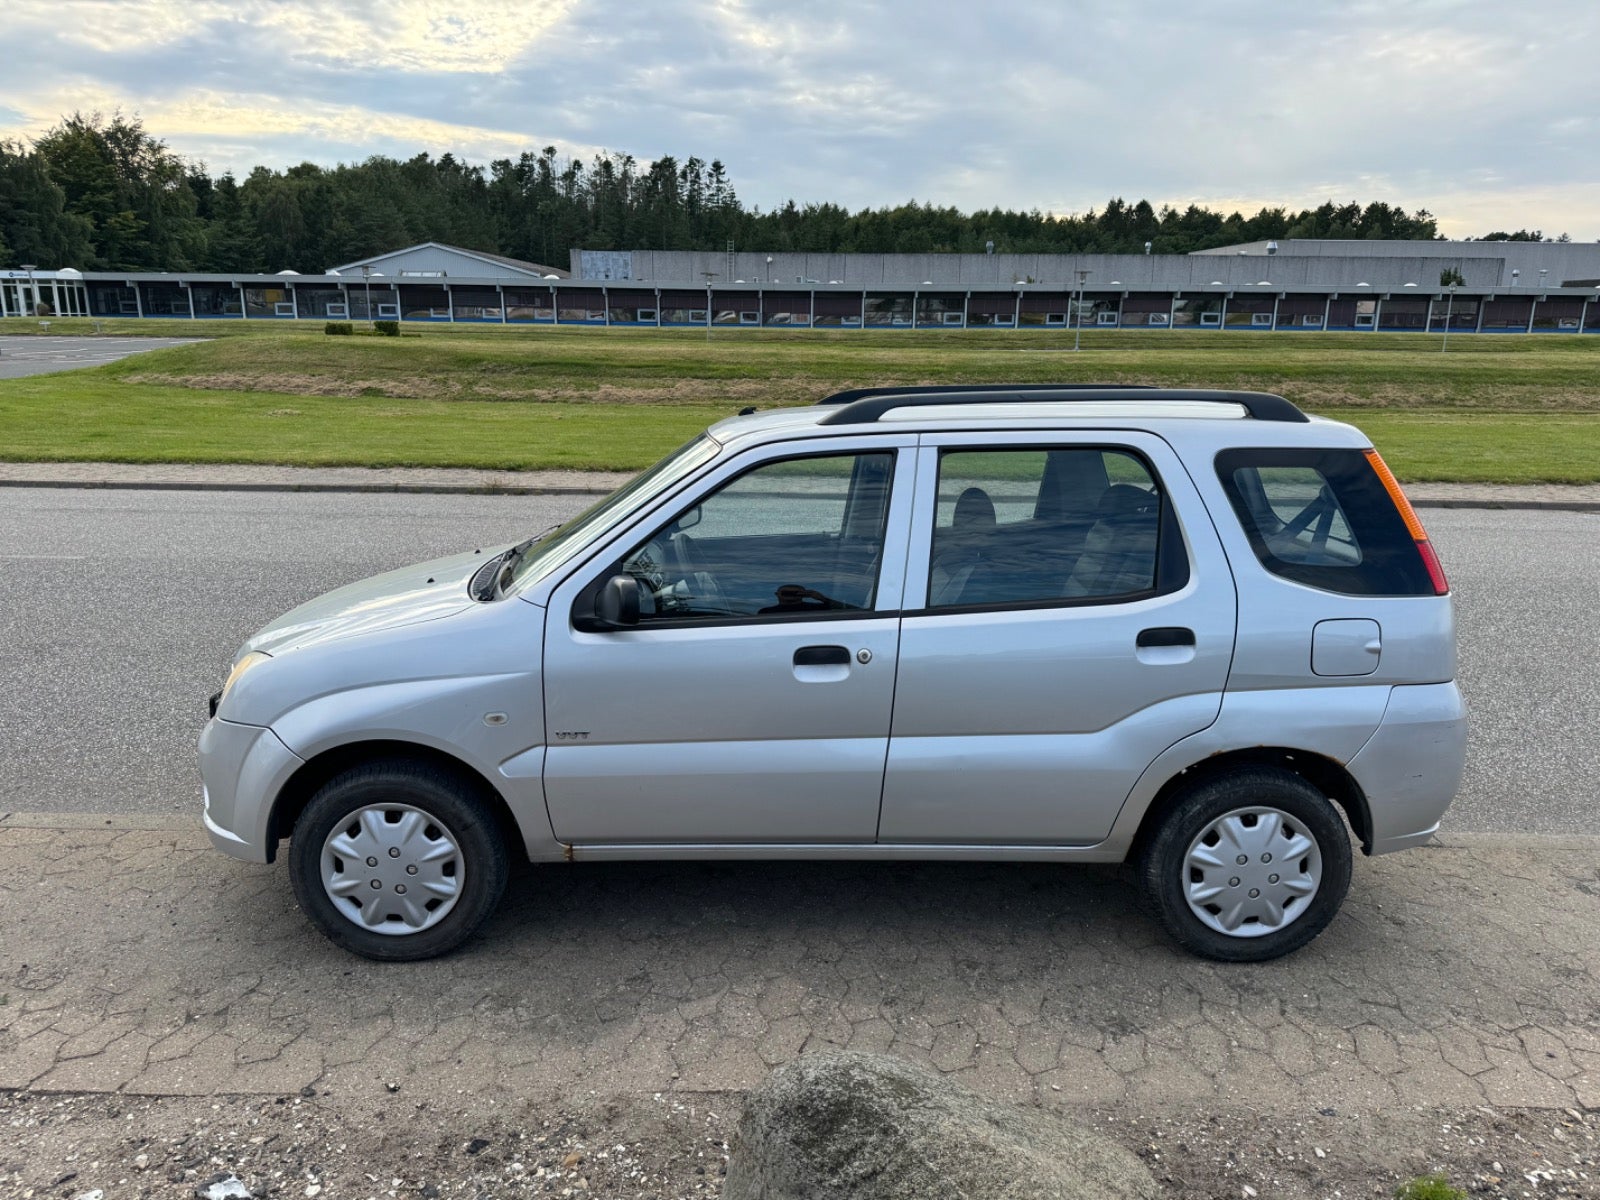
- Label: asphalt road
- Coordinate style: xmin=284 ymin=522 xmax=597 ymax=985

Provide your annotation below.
xmin=0 ymin=335 xmax=202 ymax=378
xmin=0 ymin=489 xmax=1594 ymax=836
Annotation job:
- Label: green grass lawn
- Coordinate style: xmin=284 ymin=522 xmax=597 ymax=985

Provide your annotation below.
xmin=0 ymin=378 xmax=723 ymax=471
xmin=2 ymin=318 xmax=1598 ymax=480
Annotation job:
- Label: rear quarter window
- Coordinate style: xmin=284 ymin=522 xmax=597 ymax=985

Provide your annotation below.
xmin=1215 ymin=448 xmax=1435 ymax=596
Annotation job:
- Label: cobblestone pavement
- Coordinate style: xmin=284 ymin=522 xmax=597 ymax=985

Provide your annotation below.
xmin=1 ymin=460 xmax=1598 ymax=508
xmin=3 ymin=816 xmax=1597 ymax=1115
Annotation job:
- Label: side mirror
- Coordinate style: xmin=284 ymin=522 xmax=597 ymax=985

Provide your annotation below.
xmin=593 ymin=575 xmax=642 ymax=629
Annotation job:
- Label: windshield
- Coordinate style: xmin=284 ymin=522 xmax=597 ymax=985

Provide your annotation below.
xmin=505 ymin=433 xmax=722 ymax=592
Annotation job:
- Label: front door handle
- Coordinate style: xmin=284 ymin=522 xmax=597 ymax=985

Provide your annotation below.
xmin=1137 ymin=626 xmax=1195 ymax=648
xmin=794 ymin=645 xmax=850 ymax=667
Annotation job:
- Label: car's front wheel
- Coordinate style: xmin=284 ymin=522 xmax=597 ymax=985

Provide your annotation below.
xmin=289 ymin=761 xmax=509 ymax=961
xmin=1141 ymin=767 xmax=1352 ymax=962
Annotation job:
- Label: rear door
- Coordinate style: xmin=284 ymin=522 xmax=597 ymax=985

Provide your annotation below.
xmin=878 ymin=431 xmax=1237 ymax=845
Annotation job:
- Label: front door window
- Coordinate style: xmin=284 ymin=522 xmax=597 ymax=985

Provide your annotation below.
xmin=615 ymin=451 xmax=895 ymax=622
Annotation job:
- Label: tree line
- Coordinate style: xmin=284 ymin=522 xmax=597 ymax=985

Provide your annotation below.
xmin=0 ymin=111 xmax=1559 ymax=276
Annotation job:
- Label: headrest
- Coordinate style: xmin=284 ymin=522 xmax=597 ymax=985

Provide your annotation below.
xmin=953 ymin=487 xmax=997 ymax=528
xmin=1097 ymin=484 xmax=1158 ymax=517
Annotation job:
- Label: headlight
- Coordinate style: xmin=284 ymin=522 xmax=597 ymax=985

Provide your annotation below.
xmin=216 ymin=651 xmax=270 ymax=714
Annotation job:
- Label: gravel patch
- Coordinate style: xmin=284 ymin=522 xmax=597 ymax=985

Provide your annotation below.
xmin=1 ymin=1090 xmax=1594 ymax=1199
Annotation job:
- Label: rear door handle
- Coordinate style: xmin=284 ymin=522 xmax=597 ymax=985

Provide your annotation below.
xmin=1137 ymin=626 xmax=1195 ymax=648
xmin=794 ymin=645 xmax=851 ymax=667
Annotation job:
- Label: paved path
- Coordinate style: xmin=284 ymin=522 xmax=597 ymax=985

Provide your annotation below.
xmin=0 ymin=460 xmax=634 ymax=494
xmin=1 ymin=459 xmax=1597 ymax=507
xmin=0 ymin=335 xmax=202 ymax=379
xmin=1 ymin=815 xmax=1596 ymax=1112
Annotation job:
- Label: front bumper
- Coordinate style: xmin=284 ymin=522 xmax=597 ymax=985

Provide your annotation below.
xmin=1348 ymin=681 xmax=1469 ymax=855
xmin=198 ymin=717 xmax=305 ymax=863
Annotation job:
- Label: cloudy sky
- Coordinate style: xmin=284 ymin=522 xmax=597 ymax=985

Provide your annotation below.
xmin=4 ymin=0 xmax=1596 ymax=238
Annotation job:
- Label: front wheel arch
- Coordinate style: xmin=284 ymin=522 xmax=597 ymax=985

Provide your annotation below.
xmin=267 ymin=739 xmax=526 ymax=865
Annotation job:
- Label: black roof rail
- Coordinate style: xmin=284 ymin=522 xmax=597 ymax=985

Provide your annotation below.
xmin=814 ymin=386 xmax=1307 ymax=425
xmin=815 ymin=383 xmax=1153 ymax=407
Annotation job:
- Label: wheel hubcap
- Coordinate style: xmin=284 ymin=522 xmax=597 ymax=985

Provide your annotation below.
xmin=1183 ymin=806 xmax=1321 ymax=938
xmin=321 ymin=804 xmax=463 ymax=936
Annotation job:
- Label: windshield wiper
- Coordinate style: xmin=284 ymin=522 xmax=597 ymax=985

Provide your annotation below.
xmin=481 ymin=523 xmax=562 ymax=599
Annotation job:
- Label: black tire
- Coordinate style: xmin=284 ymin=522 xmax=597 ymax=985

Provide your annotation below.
xmin=289 ymin=760 xmax=509 ymax=961
xmin=1140 ymin=767 xmax=1352 ymax=962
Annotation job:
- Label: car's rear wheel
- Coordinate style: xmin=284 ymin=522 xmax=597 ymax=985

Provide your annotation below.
xmin=1141 ymin=767 xmax=1351 ymax=962
xmin=289 ymin=761 xmax=509 ymax=961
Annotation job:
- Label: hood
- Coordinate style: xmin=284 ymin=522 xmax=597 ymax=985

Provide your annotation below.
xmin=242 ymin=547 xmax=504 ymax=657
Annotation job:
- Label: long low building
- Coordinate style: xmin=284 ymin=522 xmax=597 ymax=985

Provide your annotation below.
xmin=4 ymin=239 xmax=1599 ymax=334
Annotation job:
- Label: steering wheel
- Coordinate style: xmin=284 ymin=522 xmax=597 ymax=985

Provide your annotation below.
xmin=765 ymin=583 xmax=845 ymax=613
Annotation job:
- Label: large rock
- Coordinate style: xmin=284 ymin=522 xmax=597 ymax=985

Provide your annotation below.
xmin=724 ymin=1051 xmax=1160 ymax=1200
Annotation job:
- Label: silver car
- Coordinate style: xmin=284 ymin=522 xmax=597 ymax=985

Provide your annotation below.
xmin=199 ymin=387 xmax=1466 ymax=962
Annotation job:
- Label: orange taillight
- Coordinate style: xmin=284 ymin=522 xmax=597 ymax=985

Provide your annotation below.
xmin=1364 ymin=449 xmax=1448 ymax=595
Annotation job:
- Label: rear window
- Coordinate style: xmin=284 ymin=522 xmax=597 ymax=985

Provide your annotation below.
xmin=1215 ymin=448 xmax=1435 ymax=595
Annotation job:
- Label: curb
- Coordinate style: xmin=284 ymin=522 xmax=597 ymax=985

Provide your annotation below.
xmin=0 ymin=811 xmax=199 ymax=831
xmin=1410 ymin=497 xmax=1600 ymax=513
xmin=2 ymin=475 xmax=1597 ymax=510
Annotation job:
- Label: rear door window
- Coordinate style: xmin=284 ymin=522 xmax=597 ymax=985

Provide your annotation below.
xmin=926 ymin=446 xmax=1187 ymax=609
xmin=1216 ymin=449 xmax=1434 ymax=595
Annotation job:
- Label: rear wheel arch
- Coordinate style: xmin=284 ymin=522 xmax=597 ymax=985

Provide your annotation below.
xmin=267 ymin=740 xmax=525 ymax=864
xmin=1128 ymin=746 xmax=1372 ymax=863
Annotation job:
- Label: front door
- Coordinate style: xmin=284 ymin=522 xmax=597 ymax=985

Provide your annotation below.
xmin=542 ymin=438 xmax=916 ymax=844
xmin=879 ymin=434 xmax=1237 ymax=845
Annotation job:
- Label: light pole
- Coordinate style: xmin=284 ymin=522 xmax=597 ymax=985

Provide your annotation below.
xmin=1073 ymin=268 xmax=1090 ymax=352
xmin=1441 ymin=284 xmax=1457 ymax=353
xmin=361 ymin=264 xmax=374 ymax=326
xmin=20 ymin=263 xmax=38 ymax=317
